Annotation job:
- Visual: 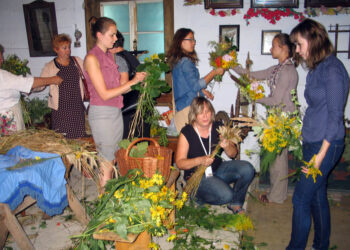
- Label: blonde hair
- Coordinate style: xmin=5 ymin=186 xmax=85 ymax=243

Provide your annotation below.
xmin=188 ymin=97 xmax=215 ymax=125
xmin=52 ymin=34 xmax=71 ymax=49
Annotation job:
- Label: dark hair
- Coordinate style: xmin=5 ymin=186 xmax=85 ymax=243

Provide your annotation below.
xmin=274 ymin=33 xmax=295 ymax=58
xmin=166 ymin=28 xmax=198 ymax=69
xmin=290 ymin=18 xmax=333 ymax=69
xmin=89 ymin=16 xmax=116 ymax=39
xmin=0 ymin=43 xmax=4 ymax=55
xmin=188 ymin=97 xmax=215 ymax=125
xmin=52 ymin=33 xmax=71 ymax=49
xmin=113 ymin=31 xmax=125 ymax=48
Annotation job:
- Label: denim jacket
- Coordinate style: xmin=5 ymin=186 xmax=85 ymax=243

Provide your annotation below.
xmin=172 ymin=57 xmax=206 ymax=111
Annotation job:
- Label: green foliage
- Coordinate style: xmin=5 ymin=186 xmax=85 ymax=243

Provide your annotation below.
xmin=22 ymin=97 xmax=51 ymax=127
xmin=172 ymin=202 xmax=254 ymax=249
xmin=71 ymin=169 xmax=186 ymax=249
xmin=128 ymin=53 xmax=171 ymax=139
xmin=1 ymin=54 xmax=31 ymax=76
xmin=118 ymin=139 xmax=149 ymax=157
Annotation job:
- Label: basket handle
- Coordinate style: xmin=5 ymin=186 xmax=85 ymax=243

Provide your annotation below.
xmin=125 ymin=137 xmax=160 ymax=159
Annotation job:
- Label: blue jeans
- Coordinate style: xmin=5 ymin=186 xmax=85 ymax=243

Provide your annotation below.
xmin=287 ymin=140 xmax=344 ymax=250
xmin=196 ymin=160 xmax=255 ymax=207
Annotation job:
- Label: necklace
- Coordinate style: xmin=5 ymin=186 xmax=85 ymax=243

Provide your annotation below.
xmin=194 ymin=124 xmax=211 ymax=156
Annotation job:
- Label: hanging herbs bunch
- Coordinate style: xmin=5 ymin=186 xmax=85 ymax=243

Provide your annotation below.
xmin=129 ymin=54 xmax=171 ymax=141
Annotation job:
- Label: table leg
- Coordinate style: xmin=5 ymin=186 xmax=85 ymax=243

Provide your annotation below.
xmin=0 ymin=203 xmax=34 ymax=250
xmin=66 ymin=184 xmax=90 ymax=225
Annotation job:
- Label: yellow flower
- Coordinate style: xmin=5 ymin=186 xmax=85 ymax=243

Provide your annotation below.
xmin=114 ymin=189 xmax=124 ymax=199
xmin=35 ymin=156 xmax=41 ymax=160
xmin=108 ymin=217 xmax=116 ymax=224
xmin=167 ymin=234 xmax=177 ymax=242
xmin=75 ymin=153 xmax=81 ymax=159
xmin=304 ymin=155 xmax=322 ymax=183
xmin=223 ymin=244 xmax=230 ymax=250
xmin=151 ymin=54 xmax=159 ymax=60
xmin=148 ymin=242 xmax=160 ymax=249
xmin=98 ymin=193 xmax=103 ymax=199
xmin=150 ymin=174 xmax=163 ymax=186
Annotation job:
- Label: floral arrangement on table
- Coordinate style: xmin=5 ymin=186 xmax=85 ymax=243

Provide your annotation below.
xmin=243 ymin=8 xmax=304 ymax=25
xmin=129 ymin=53 xmax=171 ymax=141
xmin=208 ymin=39 xmax=239 ymax=82
xmin=71 ymin=169 xmax=187 ymax=249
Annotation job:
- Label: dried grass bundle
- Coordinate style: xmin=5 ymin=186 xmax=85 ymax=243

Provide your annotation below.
xmin=0 ymin=129 xmax=107 ymax=189
xmin=183 ymin=125 xmax=243 ymax=197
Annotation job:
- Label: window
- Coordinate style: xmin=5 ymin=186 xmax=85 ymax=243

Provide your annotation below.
xmin=101 ymin=0 xmax=164 ymax=61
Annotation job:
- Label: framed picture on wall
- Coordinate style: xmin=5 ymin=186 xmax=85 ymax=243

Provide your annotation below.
xmin=304 ymin=0 xmax=350 ymax=7
xmin=219 ymin=25 xmax=240 ymax=51
xmin=251 ymin=0 xmax=299 ymax=8
xmin=23 ymin=0 xmax=58 ymax=57
xmin=204 ymin=0 xmax=243 ymax=9
xmin=261 ymin=30 xmax=281 ymax=55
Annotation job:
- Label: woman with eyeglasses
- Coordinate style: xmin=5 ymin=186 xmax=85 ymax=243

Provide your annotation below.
xmin=167 ymin=28 xmax=224 ymax=132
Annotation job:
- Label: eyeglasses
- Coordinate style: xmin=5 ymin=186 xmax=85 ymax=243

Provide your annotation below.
xmin=183 ymin=38 xmax=196 ymax=43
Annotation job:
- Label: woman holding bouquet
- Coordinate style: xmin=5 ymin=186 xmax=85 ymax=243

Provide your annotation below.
xmin=176 ymin=97 xmax=255 ymax=214
xmin=167 ymin=28 xmax=224 ymax=132
xmin=233 ymin=33 xmax=298 ymax=204
xmin=287 ymin=19 xmax=349 ymax=250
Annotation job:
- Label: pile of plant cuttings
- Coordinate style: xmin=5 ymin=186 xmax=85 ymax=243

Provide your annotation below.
xmin=169 ymin=202 xmax=254 ymax=250
xmin=0 ymin=129 xmax=108 ymax=189
xmin=71 ymin=169 xmax=187 ymax=249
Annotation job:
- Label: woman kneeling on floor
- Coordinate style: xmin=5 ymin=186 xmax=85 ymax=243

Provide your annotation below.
xmin=176 ymin=97 xmax=255 ymax=214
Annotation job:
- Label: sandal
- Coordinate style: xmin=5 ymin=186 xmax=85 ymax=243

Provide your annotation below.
xmin=227 ymin=205 xmax=245 ymax=215
xmin=259 ymin=194 xmax=269 ymax=203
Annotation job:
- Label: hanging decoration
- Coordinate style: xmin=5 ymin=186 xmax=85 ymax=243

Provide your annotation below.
xmin=207 ymin=8 xmax=241 ymax=17
xmin=243 ymin=8 xmax=304 ymax=25
xmin=304 ymin=6 xmax=350 ymax=17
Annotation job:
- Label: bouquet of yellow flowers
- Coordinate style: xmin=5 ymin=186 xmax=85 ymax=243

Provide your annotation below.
xmin=252 ymin=106 xmax=302 ymax=174
xmin=209 ymin=39 xmax=238 ymax=82
xmin=72 ymin=169 xmax=187 ymax=249
xmin=238 ymin=75 xmax=265 ymax=101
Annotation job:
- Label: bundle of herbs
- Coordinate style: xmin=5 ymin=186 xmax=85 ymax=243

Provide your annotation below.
xmin=128 ymin=54 xmax=171 ymax=141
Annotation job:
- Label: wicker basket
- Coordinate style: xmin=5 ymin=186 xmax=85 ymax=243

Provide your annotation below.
xmin=115 ymin=138 xmax=172 ymax=181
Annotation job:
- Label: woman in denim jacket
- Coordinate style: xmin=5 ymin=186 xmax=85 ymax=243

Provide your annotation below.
xmin=167 ymin=28 xmax=224 ymax=132
xmin=287 ymin=19 xmax=349 ymax=250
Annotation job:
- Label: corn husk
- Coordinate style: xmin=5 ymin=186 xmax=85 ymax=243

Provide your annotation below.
xmin=183 ymin=125 xmax=243 ymax=197
xmin=0 ymin=128 xmax=107 ymax=190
